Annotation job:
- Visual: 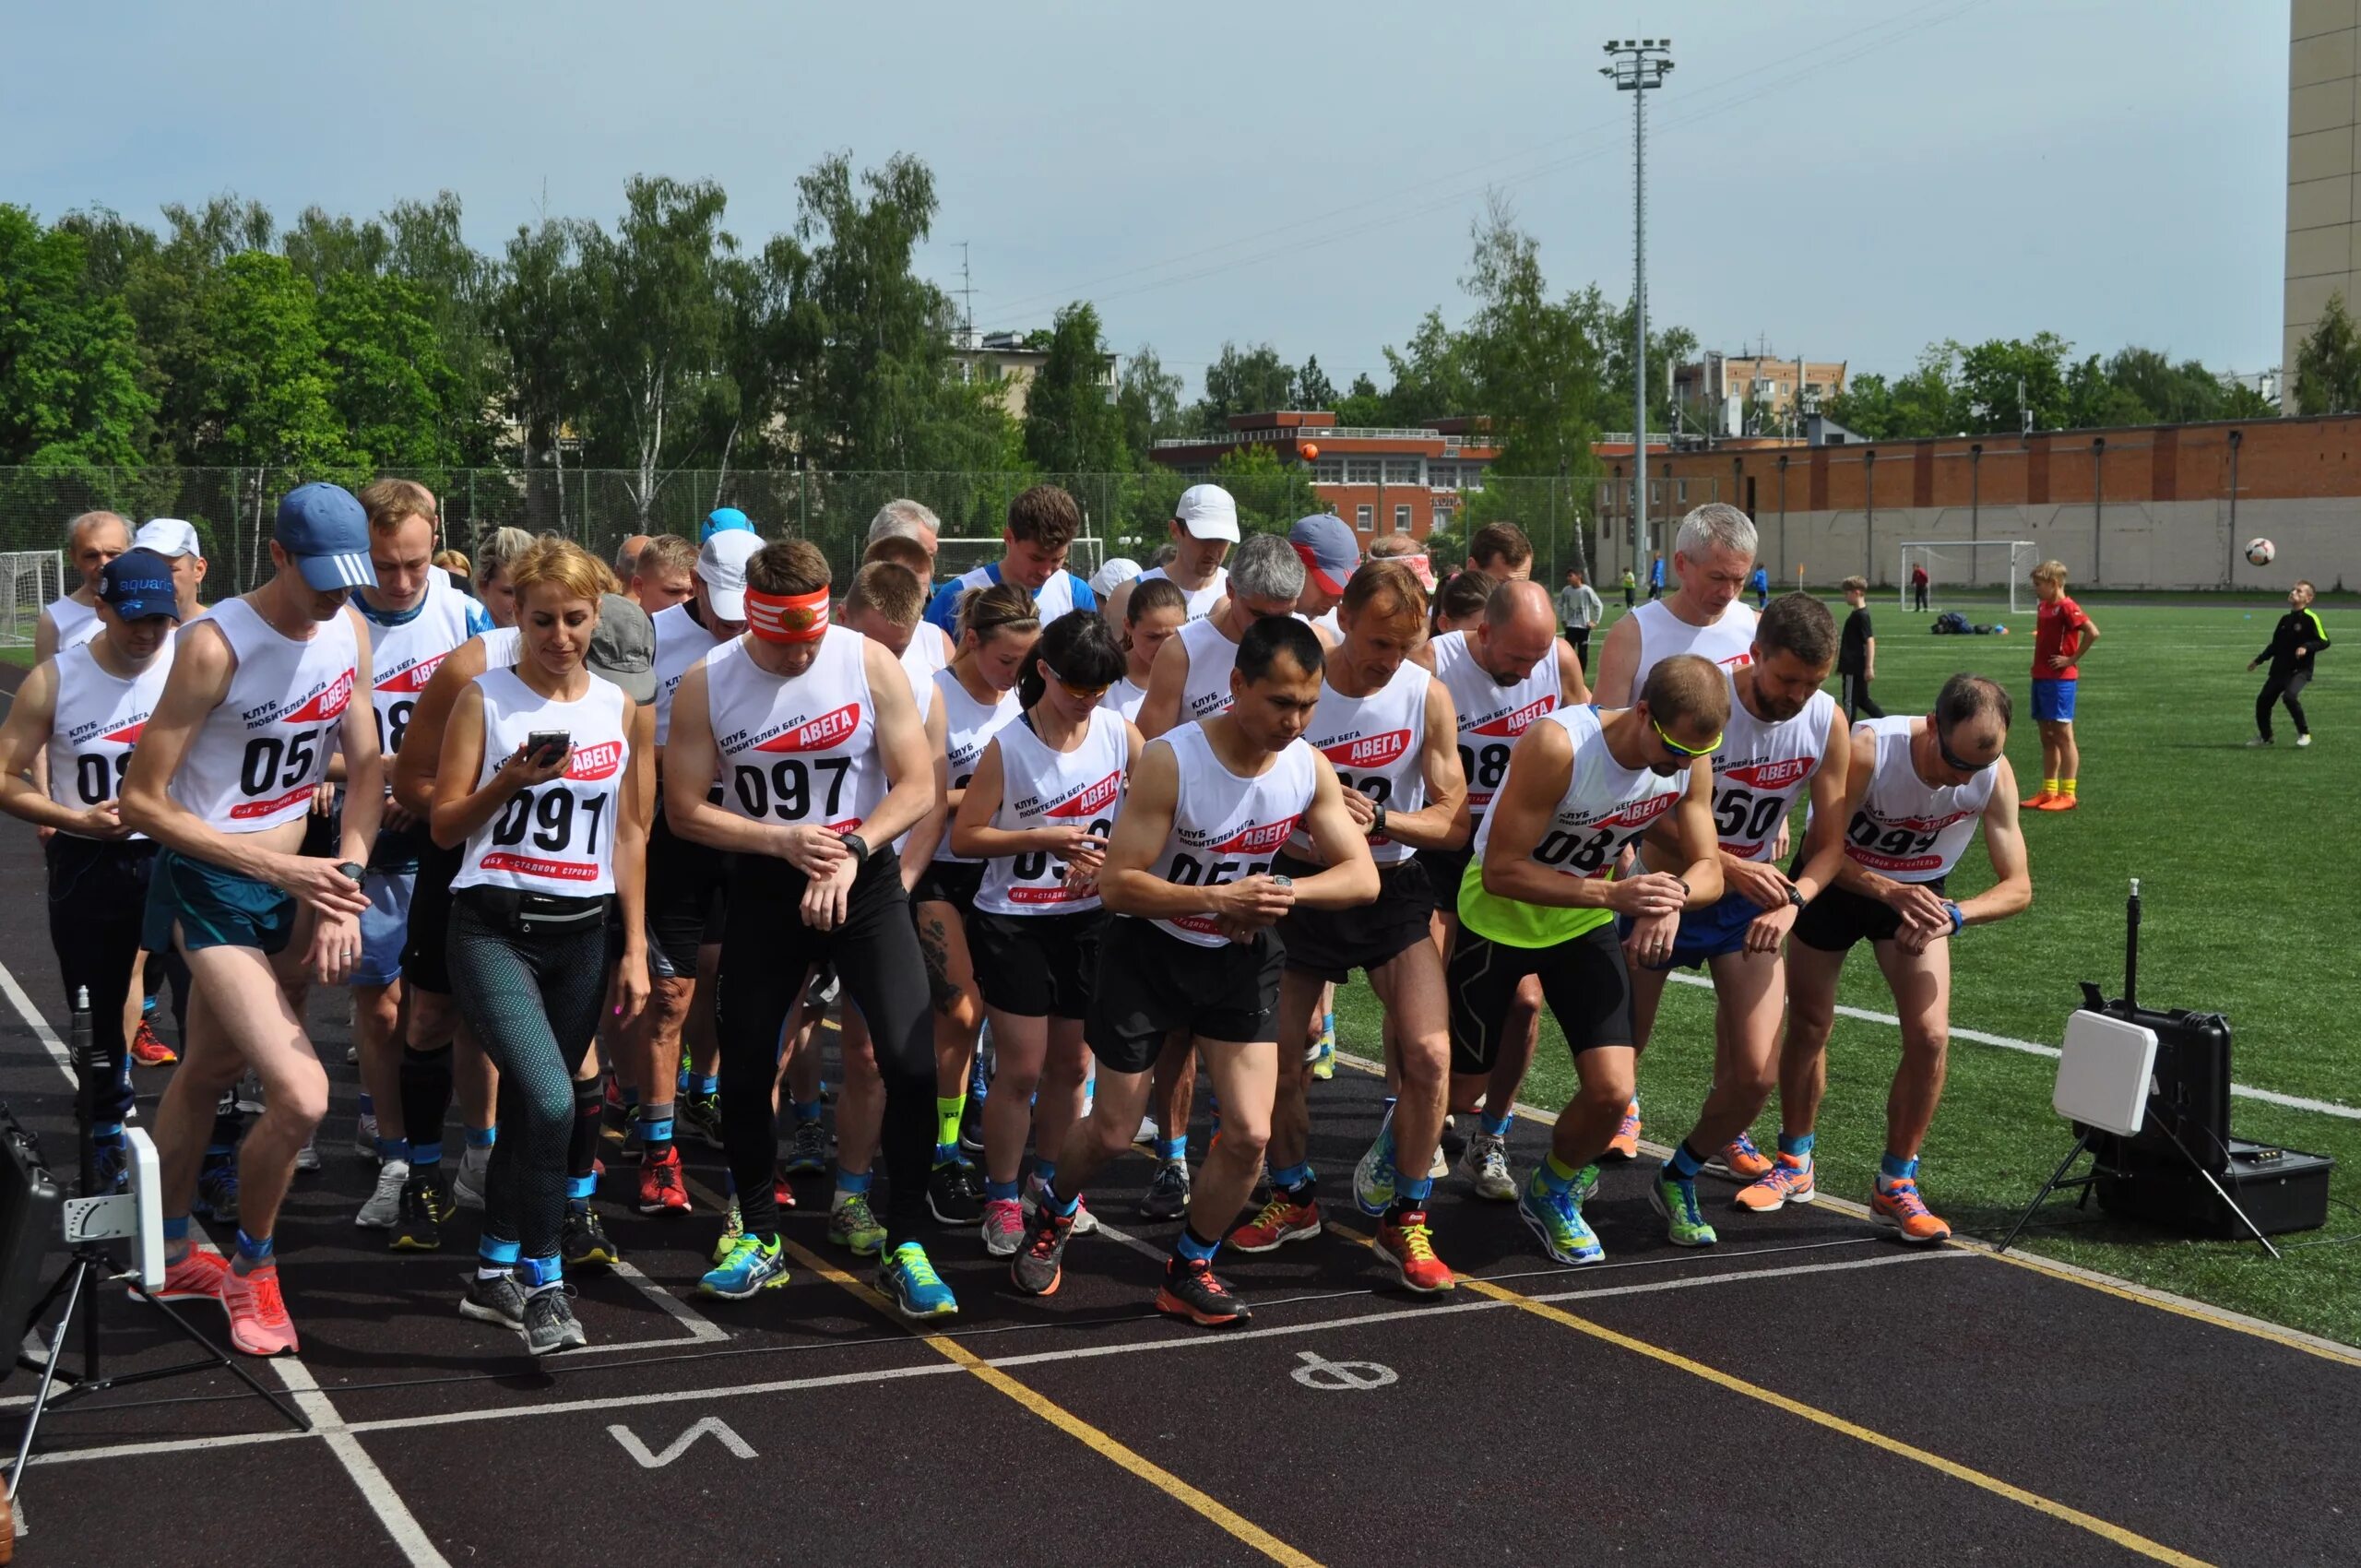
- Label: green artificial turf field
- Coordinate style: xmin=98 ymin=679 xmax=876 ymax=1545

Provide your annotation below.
xmin=1335 ymin=594 xmax=2361 ymax=1346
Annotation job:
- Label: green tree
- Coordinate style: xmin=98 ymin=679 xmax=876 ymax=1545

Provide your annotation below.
xmin=1456 ymin=196 xmax=1608 ymax=482
xmin=2103 ymin=346 xmax=2219 ymax=424
xmin=196 ymin=250 xmax=355 ymax=469
xmin=1377 ymin=311 xmax=1477 ymax=423
xmin=0 ymin=206 xmax=154 ymax=469
xmin=1116 ymin=345 xmax=1185 ymax=465
xmin=1023 ymin=302 xmax=1127 ymax=474
xmin=1332 ymin=372 xmax=1386 ymax=428
xmin=1208 ymin=442 xmax=1302 ymax=535
xmin=2063 ymin=353 xmax=2153 ymax=431
xmin=2295 ymin=293 xmax=2361 ymax=414
xmin=316 ymin=270 xmax=460 ymax=469
xmin=496 ymin=218 xmax=587 ymax=519
xmin=1294 ymin=354 xmax=1336 ymax=410
xmin=1193 ymin=341 xmax=1295 ymax=434
xmin=1954 ymin=333 xmax=2071 ymax=434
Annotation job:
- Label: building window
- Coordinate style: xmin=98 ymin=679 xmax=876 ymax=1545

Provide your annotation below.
xmin=1345 ymin=457 xmax=1381 ymax=483
xmin=1394 ymin=504 xmax=1411 ymax=534
xmin=1431 ymin=505 xmax=1449 ymax=535
xmin=1356 ymin=505 xmax=1373 ymax=532
xmin=1462 ymin=464 xmax=1485 ymax=492
xmin=1383 ymin=457 xmax=1421 ymax=485
xmin=1312 ymin=457 xmax=1345 ymax=482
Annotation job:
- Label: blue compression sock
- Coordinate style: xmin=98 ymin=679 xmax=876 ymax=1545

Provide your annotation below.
xmin=1480 ymin=1110 xmax=1515 ymax=1138
xmin=1777 ymin=1132 xmax=1815 ymax=1161
xmin=985 ymin=1176 xmax=1020 ymax=1203
xmin=413 ymin=1139 xmax=445 ymax=1169
xmin=1879 ymin=1152 xmax=1917 ymax=1186
xmin=1173 ymin=1228 xmax=1219 ymax=1265
xmin=1157 ymin=1135 xmax=1187 ymax=1163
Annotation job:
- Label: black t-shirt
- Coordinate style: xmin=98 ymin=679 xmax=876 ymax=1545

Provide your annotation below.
xmin=1840 ymin=606 xmax=1873 ymax=673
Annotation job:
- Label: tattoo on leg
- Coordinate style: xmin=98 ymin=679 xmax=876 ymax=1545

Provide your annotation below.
xmin=918 ymin=919 xmax=960 ymax=1012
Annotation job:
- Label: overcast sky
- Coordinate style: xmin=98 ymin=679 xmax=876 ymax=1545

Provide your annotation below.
xmin=2 ymin=0 xmax=2287 ymax=393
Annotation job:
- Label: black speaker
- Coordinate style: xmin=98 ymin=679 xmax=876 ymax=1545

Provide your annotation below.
xmin=0 ymin=1105 xmax=65 ymax=1344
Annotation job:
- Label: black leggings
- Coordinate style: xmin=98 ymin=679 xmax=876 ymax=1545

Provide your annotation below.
xmin=2256 ymin=669 xmax=2311 ymax=741
xmin=446 ymin=892 xmax=610 ymax=1265
xmin=718 ymin=852 xmax=933 ymax=1245
xmin=46 ymin=837 xmax=181 ymax=1129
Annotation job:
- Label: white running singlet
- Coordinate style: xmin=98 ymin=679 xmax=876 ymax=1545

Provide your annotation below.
xmin=1144 ymin=721 xmax=1319 ymax=948
xmin=1839 ymin=716 xmax=1998 ymax=884
xmin=1100 ymin=676 xmax=1148 ymax=725
xmin=1469 ymin=705 xmax=1685 ymax=879
xmin=885 ymin=636 xmax=935 ymax=857
xmin=365 ymin=573 xmax=478 ymax=760
xmin=481 ymin=625 xmax=522 ymax=670
xmin=976 ymin=708 xmax=1129 ymax=916
xmin=948 ymin=565 xmax=1081 ymax=623
xmin=45 ymin=595 xmax=101 ymax=653
xmin=171 ymin=598 xmax=361 ymax=833
xmin=1629 ymin=598 xmax=1759 ymax=694
xmin=932 ymin=668 xmax=1020 ymax=864
xmin=1430 ymin=629 xmax=1560 ymax=828
xmin=1706 ymin=673 xmax=1837 ymax=862
xmin=1287 ymin=660 xmax=1430 ymax=866
xmin=46 ymin=640 xmax=175 ymax=839
xmin=649 ymin=602 xmax=721 ymax=746
xmin=1175 ymin=614 xmax=1243 ymax=724
xmin=705 ymin=626 xmax=883 ymax=834
xmin=452 ymin=669 xmax=631 ymax=897
xmin=1136 ymin=565 xmax=1228 ymax=622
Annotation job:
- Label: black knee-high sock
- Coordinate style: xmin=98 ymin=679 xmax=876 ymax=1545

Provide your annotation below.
xmin=400 ymin=1045 xmax=456 ymax=1166
xmin=567 ymin=1082 xmax=605 ymax=1207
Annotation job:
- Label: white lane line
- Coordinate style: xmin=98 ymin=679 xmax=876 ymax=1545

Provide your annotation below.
xmin=28 ymin=1247 xmax=1964 ymax=1467
xmin=606 ymin=1260 xmax=726 ymax=1346
xmin=1663 ymin=970 xmax=2361 ymax=1122
xmin=0 ymin=957 xmax=76 ymax=1084
xmin=271 ymin=1360 xmax=450 ymax=1568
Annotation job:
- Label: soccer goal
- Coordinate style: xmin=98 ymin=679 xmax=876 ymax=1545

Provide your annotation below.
xmin=1897 ymin=540 xmax=2036 ymax=615
xmin=0 ymin=551 xmax=64 ymax=648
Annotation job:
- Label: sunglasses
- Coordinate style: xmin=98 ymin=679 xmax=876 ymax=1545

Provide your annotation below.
xmin=1041 ymin=661 xmax=1109 ymax=703
xmin=1652 ymin=718 xmax=1722 ymax=760
xmin=1935 ymin=726 xmax=1994 ymax=773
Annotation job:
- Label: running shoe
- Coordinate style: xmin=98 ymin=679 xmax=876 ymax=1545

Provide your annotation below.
xmin=1517 ymin=1168 xmax=1604 ymax=1265
xmin=355 ymin=1158 xmax=410 ymax=1229
xmin=679 ymin=1091 xmax=726 ymax=1150
xmin=1354 ymin=1103 xmax=1399 ymax=1216
xmin=390 ymin=1173 xmax=445 ymax=1251
xmin=1228 ymin=1191 xmax=1322 ymax=1253
xmin=1375 ymin=1210 xmax=1455 ymax=1293
xmin=827 ymin=1193 xmax=887 ymax=1256
xmin=220 ymin=1261 xmax=300 ymax=1356
xmin=1734 ymin=1154 xmax=1816 ymax=1212
xmin=979 ymin=1197 xmax=1025 ymax=1258
xmin=452 ymin=1149 xmax=489 ymax=1211
xmin=700 ymin=1233 xmax=789 ymax=1298
xmin=293 ymin=1131 xmax=321 ymax=1173
xmin=561 ymin=1206 xmax=620 ymax=1268
xmin=195 ymin=1163 xmax=240 ymax=1226
xmin=1457 ymin=1132 xmax=1515 ymax=1201
xmin=2035 ymin=794 xmax=2079 ymax=813
xmin=2296 ymin=733 xmax=2314 ymax=748
xmin=877 ymin=1242 xmax=958 ymax=1320
xmin=1310 ymin=1030 xmax=1335 ymax=1082
xmin=958 ymin=1096 xmax=986 ymax=1157
xmin=128 ymin=1018 xmax=176 ymax=1066
xmin=1870 ymin=1178 xmax=1952 ymax=1243
xmin=1156 ymin=1256 xmax=1250 ymax=1327
xmin=459 ymin=1271 xmax=527 ymax=1332
xmin=636 ymin=1146 xmax=691 ymax=1215
xmin=1138 ymin=1158 xmax=1191 ymax=1219
xmin=621 ymin=1104 xmax=645 ymax=1153
xmin=1021 ymin=1172 xmax=1097 ymax=1235
xmin=2024 ymin=790 xmax=2059 ymax=807
xmin=152 ymin=1247 xmax=229 ymax=1303
xmin=772 ymin=1162 xmax=799 ymax=1211
xmin=1010 ymin=1208 xmax=1074 ymax=1296
xmin=1133 ymin=1115 xmax=1160 ymax=1146
xmin=713 ymin=1195 xmax=745 ymax=1264
xmin=1707 ymin=1131 xmax=1774 ymax=1183
xmin=1602 ymin=1099 xmax=1643 ymax=1161
xmin=89 ymin=1142 xmax=129 ymax=1196
xmin=1649 ymin=1170 xmax=1719 ymax=1248
xmin=353 ymin=1112 xmax=378 ymax=1159
xmin=234 ymin=1070 xmax=264 ymax=1115
xmin=927 ymin=1160 xmax=983 ymax=1225
xmin=523 ymin=1288 xmax=587 ymax=1355
xmin=783 ymin=1118 xmax=831 ymax=1175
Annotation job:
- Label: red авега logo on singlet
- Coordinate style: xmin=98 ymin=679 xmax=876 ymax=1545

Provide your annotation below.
xmin=565 ymin=742 xmax=624 ymax=781
xmin=1470 ymin=695 xmax=1555 ymax=739
xmin=753 ymin=703 xmax=860 ymax=753
xmin=281 ymin=670 xmax=355 ymax=725
xmin=1205 ymin=815 xmax=1300 ymax=856
xmin=1724 ymin=757 xmax=1812 ymax=790
xmin=1602 ymin=791 xmax=1679 ymax=833
xmin=1322 ymin=729 xmax=1410 ymax=770
xmin=101 ymin=720 xmax=146 ymax=744
xmin=1044 ymin=769 xmax=1121 ymax=818
xmin=375 ymin=653 xmax=448 ymax=695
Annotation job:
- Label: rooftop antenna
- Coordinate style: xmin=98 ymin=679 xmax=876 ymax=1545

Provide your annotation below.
xmin=955 ymin=242 xmax=978 ymax=339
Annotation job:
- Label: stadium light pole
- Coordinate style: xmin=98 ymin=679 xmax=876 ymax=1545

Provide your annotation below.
xmin=1602 ymin=38 xmax=1674 ymax=567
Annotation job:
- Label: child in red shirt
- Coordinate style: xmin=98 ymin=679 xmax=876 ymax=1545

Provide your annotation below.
xmin=2029 ymin=560 xmax=2099 ymax=810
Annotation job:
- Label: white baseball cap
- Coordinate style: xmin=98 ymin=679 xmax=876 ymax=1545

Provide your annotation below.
xmin=135 ymin=518 xmax=203 ymax=559
xmin=1173 ymin=483 xmax=1240 ymax=543
xmin=695 ymin=529 xmax=764 ymax=620
xmin=1089 ymin=556 xmax=1143 ymax=598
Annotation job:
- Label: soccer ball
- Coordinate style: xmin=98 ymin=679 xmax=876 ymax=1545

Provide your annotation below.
xmin=2246 ymin=538 xmax=2276 ymax=566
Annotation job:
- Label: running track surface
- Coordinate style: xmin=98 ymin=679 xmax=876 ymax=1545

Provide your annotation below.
xmin=1 ymin=818 xmax=2355 ymax=1566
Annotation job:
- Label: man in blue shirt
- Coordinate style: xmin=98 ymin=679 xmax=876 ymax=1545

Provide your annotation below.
xmin=923 ymin=485 xmax=1097 ymax=636
xmin=1750 ymin=564 xmax=1770 ymax=610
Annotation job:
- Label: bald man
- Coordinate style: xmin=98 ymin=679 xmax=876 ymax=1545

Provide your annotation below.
xmin=37 ymin=511 xmax=134 ymax=662
xmin=614 ymin=534 xmax=654 ymax=585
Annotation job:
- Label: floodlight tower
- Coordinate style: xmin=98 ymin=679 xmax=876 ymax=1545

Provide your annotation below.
xmin=1601 ymin=38 xmax=1673 ymax=565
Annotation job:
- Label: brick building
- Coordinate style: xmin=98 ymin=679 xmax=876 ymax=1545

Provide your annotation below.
xmin=1150 ymin=410 xmax=1499 ymax=542
xmin=1671 ymin=352 xmax=1849 ymax=439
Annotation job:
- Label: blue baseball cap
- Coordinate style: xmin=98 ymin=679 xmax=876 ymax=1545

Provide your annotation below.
xmin=701 ymin=507 xmax=756 ymax=543
xmin=274 ymin=482 xmax=376 ymax=591
xmin=99 ymin=548 xmax=182 ymax=622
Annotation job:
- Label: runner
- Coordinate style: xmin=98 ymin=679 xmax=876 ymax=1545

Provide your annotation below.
xmin=1738 ymin=675 xmax=2032 ymax=1241
xmin=1012 ymin=616 xmax=1379 ymax=1324
xmin=347 ymin=481 xmax=494 ymax=1234
xmin=0 ymin=549 xmax=181 ymax=1189
xmin=121 ymin=482 xmax=383 ymax=1355
xmin=1232 ymin=560 xmax=1468 ymax=1291
xmin=1428 ymin=568 xmax=1495 ymax=638
xmin=1103 ymin=576 xmax=1186 ymax=725
xmin=434 ymin=541 xmax=655 ymax=1351
xmin=1453 ymin=654 xmax=1726 ymax=1265
xmin=665 ymin=539 xmax=954 ymax=1315
xmin=1290 ymin=513 xmax=1358 ymax=642
xmin=922 ymin=483 xmax=1095 ymax=636
xmin=627 ymin=533 xmax=696 ymax=614
xmin=34 ymin=510 xmax=132 ymax=660
xmin=1623 ymin=595 xmax=1850 ymax=1244
xmin=1466 ymin=521 xmax=1535 ymax=582
xmin=132 ymin=518 xmax=208 ymax=621
xmin=472 ymin=528 xmax=535 ymax=628
xmin=1415 ymin=577 xmax=1587 ymax=1198
xmin=862 ymin=533 xmax=955 ymax=671
xmin=1104 ymin=483 xmax=1237 ymax=626
xmin=951 ymin=609 xmax=1136 ymax=1254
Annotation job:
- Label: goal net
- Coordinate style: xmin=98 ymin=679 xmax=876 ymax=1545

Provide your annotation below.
xmin=1897 ymin=540 xmax=2035 ymax=615
xmin=0 ymin=551 xmax=63 ymax=648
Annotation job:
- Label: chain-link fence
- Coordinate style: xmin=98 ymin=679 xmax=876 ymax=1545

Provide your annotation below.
xmin=0 ymin=467 xmax=1631 ymax=600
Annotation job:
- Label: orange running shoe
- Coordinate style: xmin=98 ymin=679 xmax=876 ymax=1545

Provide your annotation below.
xmin=1870 ymin=1178 xmax=1952 ymax=1243
xmin=1734 ymin=1153 xmax=1816 ymax=1212
xmin=1602 ymin=1100 xmax=1643 ymax=1161
xmin=2035 ymin=793 xmax=2079 ymax=813
xmin=1374 ymin=1210 xmax=1455 ymax=1294
xmin=1714 ymin=1131 xmax=1774 ymax=1182
xmin=636 ymin=1146 xmax=692 ymax=1215
xmin=129 ymin=1018 xmax=177 ymax=1066
xmin=152 ymin=1246 xmax=229 ymax=1303
xmin=2024 ymin=791 xmax=2058 ymax=810
xmin=220 ymin=1260 xmax=300 ymax=1356
xmin=1227 ymin=1191 xmax=1322 ymax=1253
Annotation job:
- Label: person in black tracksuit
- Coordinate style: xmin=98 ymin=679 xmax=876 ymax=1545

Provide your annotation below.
xmin=2248 ymin=580 xmax=2330 ymax=746
xmin=1837 ymin=575 xmax=1885 ymax=721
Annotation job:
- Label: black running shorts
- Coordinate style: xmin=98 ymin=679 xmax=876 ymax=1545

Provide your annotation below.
xmin=1416 ymin=845 xmax=1474 ymax=920
xmin=644 ymin=810 xmax=728 ymax=979
xmin=1791 ymin=873 xmax=1947 ymax=954
xmin=969 ymin=909 xmax=1105 ymax=1021
xmin=1086 ymin=917 xmax=1284 ymax=1074
xmin=1447 ymin=921 xmax=1633 ymax=1076
xmin=1271 ymin=850 xmax=1435 ymax=982
xmin=912 ymin=858 xmax=985 ymax=912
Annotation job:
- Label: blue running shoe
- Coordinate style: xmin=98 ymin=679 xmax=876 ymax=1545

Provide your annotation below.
xmin=1518 ymin=1166 xmax=1604 ymax=1265
xmin=876 ymin=1241 xmax=958 ymax=1320
xmin=699 ymin=1233 xmax=789 ymax=1299
xmin=195 ymin=1162 xmax=240 ymax=1225
xmin=1353 ymin=1101 xmax=1397 ymax=1217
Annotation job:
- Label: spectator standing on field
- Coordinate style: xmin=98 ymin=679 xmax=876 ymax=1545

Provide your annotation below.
xmin=1620 ymin=567 xmax=1636 ymax=608
xmin=2248 ymin=580 xmax=2329 ymax=748
xmin=1750 ymin=564 xmax=1770 ymax=610
xmin=1837 ymin=576 xmax=1884 ymax=720
xmin=1910 ymin=560 xmax=1930 ymax=612
xmin=2027 ymin=559 xmax=2097 ymax=812
xmin=1556 ymin=569 xmax=1604 ymax=672
xmin=1648 ymin=551 xmax=1666 ymax=600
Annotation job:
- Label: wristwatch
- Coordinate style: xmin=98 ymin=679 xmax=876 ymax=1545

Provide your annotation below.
xmin=1370 ymin=802 xmax=1388 ymax=837
xmin=1786 ymin=885 xmax=1807 ymax=910
xmin=838 ymin=832 xmax=872 ymax=866
xmin=334 ymin=861 xmax=367 ymax=886
xmin=1943 ymin=900 xmax=1964 ymax=934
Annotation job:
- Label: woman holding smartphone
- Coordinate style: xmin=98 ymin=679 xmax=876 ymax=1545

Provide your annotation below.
xmin=433 ymin=539 xmax=654 ymax=1353
xmin=950 ymin=610 xmax=1137 ymax=1253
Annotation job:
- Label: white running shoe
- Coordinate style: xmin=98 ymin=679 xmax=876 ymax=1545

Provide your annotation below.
xmin=2296 ymin=733 xmax=2313 ymax=748
xmin=453 ymin=1148 xmax=490 ymax=1211
xmin=1457 ymin=1132 xmax=1515 ymax=1201
xmin=293 ymin=1130 xmax=322 ymax=1173
xmin=357 ymin=1158 xmax=410 ymax=1228
xmin=354 ymin=1112 xmax=379 ymax=1159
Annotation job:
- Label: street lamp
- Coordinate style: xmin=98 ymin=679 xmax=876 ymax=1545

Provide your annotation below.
xmin=1601 ymin=38 xmax=1674 ymax=568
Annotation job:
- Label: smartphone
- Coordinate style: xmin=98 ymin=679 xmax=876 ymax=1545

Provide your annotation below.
xmin=525 ymin=730 xmax=571 ymax=766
